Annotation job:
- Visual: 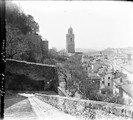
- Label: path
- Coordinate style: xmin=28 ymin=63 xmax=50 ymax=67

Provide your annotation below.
xmin=4 ymin=93 xmax=80 ymax=120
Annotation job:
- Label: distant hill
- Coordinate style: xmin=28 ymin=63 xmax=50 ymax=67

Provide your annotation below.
xmin=101 ymin=47 xmax=133 ymax=56
xmin=75 ymin=47 xmax=133 ymax=56
xmin=101 ymin=48 xmax=117 ymax=55
xmin=75 ymin=48 xmax=97 ymax=53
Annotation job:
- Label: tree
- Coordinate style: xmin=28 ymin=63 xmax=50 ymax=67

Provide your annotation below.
xmin=48 ymin=48 xmax=67 ymax=62
xmin=89 ymin=88 xmax=124 ymax=105
xmin=6 ymin=1 xmax=45 ymax=62
xmin=6 ymin=2 xmax=30 ymax=34
xmin=43 ymin=58 xmax=56 ymax=65
xmin=6 ymin=2 xmax=39 ymax=35
xmin=48 ymin=48 xmax=59 ymax=59
xmin=6 ymin=24 xmax=29 ymax=59
xmin=26 ymin=15 xmax=39 ymax=34
xmin=21 ymin=33 xmax=45 ymax=63
xmin=56 ymin=54 xmax=87 ymax=96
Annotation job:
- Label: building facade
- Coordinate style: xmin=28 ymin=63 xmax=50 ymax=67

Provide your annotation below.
xmin=66 ymin=27 xmax=75 ymax=53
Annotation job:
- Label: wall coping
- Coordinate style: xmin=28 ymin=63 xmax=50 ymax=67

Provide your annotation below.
xmin=6 ymin=59 xmax=56 ymax=68
xmin=35 ymin=93 xmax=133 ymax=111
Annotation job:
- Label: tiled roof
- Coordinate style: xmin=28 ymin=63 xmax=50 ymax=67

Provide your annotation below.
xmin=122 ymin=65 xmax=133 ymax=74
xmin=114 ymin=72 xmax=127 ymax=79
xmin=121 ymin=84 xmax=133 ymax=98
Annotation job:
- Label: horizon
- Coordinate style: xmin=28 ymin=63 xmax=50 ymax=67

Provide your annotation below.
xmin=12 ymin=1 xmax=133 ymax=51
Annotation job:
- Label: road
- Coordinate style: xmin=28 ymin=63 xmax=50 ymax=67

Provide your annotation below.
xmin=4 ymin=93 xmax=80 ymax=120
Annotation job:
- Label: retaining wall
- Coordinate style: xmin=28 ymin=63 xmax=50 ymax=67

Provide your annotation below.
xmin=35 ymin=93 xmax=133 ymax=120
xmin=5 ymin=59 xmax=59 ymax=91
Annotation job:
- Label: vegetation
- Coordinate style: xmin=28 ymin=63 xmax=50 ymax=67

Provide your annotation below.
xmin=47 ymin=51 xmax=124 ymax=104
xmin=6 ymin=1 xmax=46 ymax=62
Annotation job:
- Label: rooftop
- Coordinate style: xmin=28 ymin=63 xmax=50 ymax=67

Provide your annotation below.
xmin=114 ymin=71 xmax=127 ymax=79
xmin=121 ymin=84 xmax=133 ymax=98
xmin=121 ymin=64 xmax=133 ymax=74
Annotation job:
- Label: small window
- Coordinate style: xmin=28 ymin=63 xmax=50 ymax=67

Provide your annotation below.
xmin=120 ymin=78 xmax=122 ymax=83
xmin=108 ymin=77 xmax=110 ymax=79
xmin=102 ymin=81 xmax=104 ymax=84
xmin=108 ymin=83 xmax=110 ymax=86
xmin=103 ymin=77 xmax=104 ymax=79
xmin=70 ymin=38 xmax=72 ymax=42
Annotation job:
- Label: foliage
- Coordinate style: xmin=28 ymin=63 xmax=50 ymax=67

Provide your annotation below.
xmin=104 ymin=93 xmax=124 ymax=104
xmin=81 ymin=78 xmax=100 ymax=100
xmin=6 ymin=1 xmax=46 ymax=63
xmin=43 ymin=58 xmax=57 ymax=65
xmin=101 ymin=87 xmax=113 ymax=95
xmin=6 ymin=1 xmax=39 ymax=34
xmin=21 ymin=33 xmax=44 ymax=62
xmin=26 ymin=15 xmax=39 ymax=33
xmin=48 ymin=48 xmax=67 ymax=62
xmin=89 ymin=89 xmax=124 ymax=105
xmin=6 ymin=24 xmax=30 ymax=59
xmin=56 ymin=54 xmax=88 ymax=96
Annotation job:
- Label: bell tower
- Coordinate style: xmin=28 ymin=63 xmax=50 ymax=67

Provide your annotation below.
xmin=66 ymin=27 xmax=75 ymax=53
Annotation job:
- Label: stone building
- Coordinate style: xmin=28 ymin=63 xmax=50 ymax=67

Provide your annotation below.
xmin=66 ymin=27 xmax=75 ymax=53
xmin=42 ymin=39 xmax=48 ymax=57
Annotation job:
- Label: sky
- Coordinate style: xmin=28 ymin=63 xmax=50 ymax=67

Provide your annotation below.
xmin=12 ymin=1 xmax=133 ymax=51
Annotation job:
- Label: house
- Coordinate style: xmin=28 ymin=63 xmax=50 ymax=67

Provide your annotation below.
xmin=112 ymin=70 xmax=133 ymax=105
xmin=99 ymin=72 xmax=114 ymax=91
xmin=113 ymin=82 xmax=133 ymax=105
xmin=120 ymin=84 xmax=133 ymax=105
xmin=121 ymin=65 xmax=133 ymax=84
xmin=113 ymin=71 xmax=127 ymax=84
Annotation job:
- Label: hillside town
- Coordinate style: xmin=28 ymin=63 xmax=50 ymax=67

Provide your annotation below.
xmin=2 ymin=1 xmax=133 ymax=120
xmin=81 ymin=52 xmax=133 ymax=106
xmin=58 ymin=27 xmax=133 ymax=107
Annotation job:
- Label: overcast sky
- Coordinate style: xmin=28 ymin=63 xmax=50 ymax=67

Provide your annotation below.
xmin=13 ymin=1 xmax=133 ymax=51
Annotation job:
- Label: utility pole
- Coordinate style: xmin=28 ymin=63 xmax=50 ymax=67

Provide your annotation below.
xmin=0 ymin=0 xmax=6 ymax=119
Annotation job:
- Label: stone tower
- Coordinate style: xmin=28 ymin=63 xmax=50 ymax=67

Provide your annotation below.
xmin=42 ymin=39 xmax=48 ymax=57
xmin=66 ymin=27 xmax=75 ymax=53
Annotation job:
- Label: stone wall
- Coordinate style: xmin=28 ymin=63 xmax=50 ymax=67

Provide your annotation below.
xmin=5 ymin=59 xmax=59 ymax=91
xmin=35 ymin=93 xmax=133 ymax=120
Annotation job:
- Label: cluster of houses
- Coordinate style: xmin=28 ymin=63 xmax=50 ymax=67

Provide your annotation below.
xmin=81 ymin=53 xmax=133 ymax=105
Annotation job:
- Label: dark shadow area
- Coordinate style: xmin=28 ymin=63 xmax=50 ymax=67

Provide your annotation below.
xmin=5 ymin=72 xmax=44 ymax=91
xmin=4 ymin=91 xmax=27 ymax=109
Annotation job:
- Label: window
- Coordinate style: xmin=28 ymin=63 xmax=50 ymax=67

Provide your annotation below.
xmin=102 ymin=81 xmax=104 ymax=84
xmin=120 ymin=78 xmax=122 ymax=83
xmin=70 ymin=38 xmax=72 ymax=42
xmin=108 ymin=83 xmax=110 ymax=86
xmin=108 ymin=77 xmax=110 ymax=79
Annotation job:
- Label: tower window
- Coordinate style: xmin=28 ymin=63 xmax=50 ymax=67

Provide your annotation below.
xmin=70 ymin=38 xmax=72 ymax=42
xmin=108 ymin=83 xmax=110 ymax=86
xmin=102 ymin=81 xmax=104 ymax=84
xmin=108 ymin=77 xmax=110 ymax=79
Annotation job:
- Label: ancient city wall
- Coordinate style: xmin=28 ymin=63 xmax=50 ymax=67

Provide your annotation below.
xmin=35 ymin=93 xmax=133 ymax=120
xmin=5 ymin=59 xmax=59 ymax=91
